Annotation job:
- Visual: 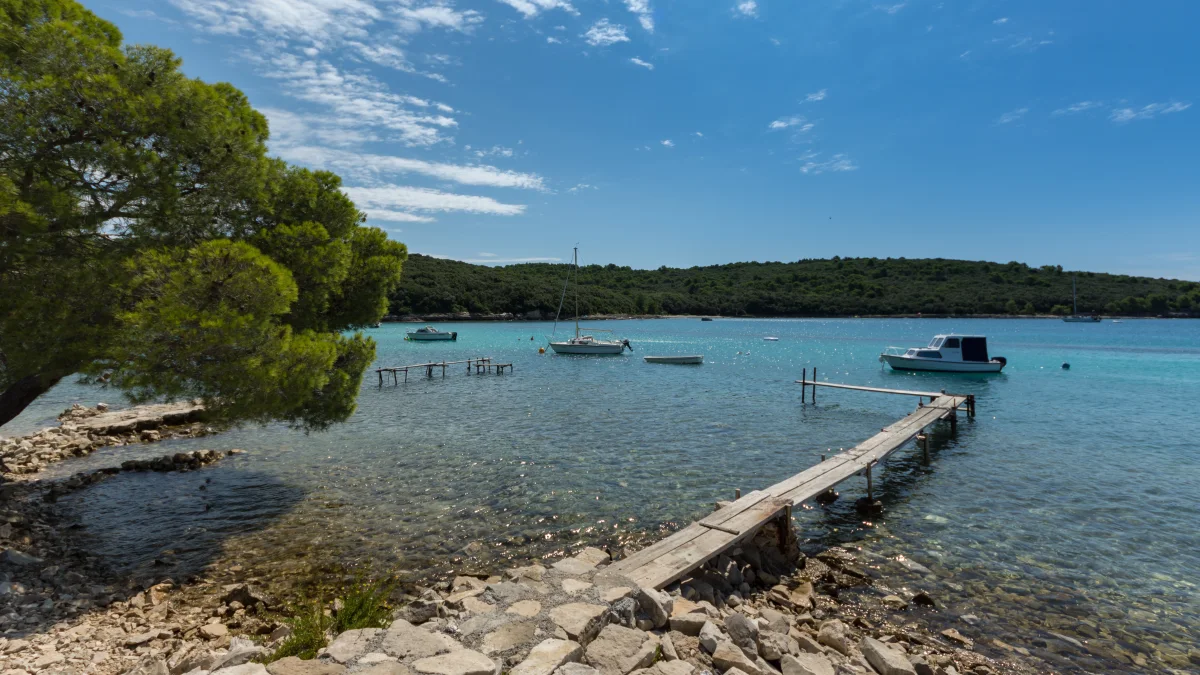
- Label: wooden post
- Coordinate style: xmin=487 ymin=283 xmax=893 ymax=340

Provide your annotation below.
xmin=735 ymin=488 xmax=741 ymax=499
xmin=801 ymin=368 xmax=806 ymax=402
xmin=812 ymin=367 xmax=817 ymax=403
xmin=866 ymin=463 xmax=873 ymax=502
xmin=918 ymin=433 xmax=929 ymax=465
xmin=968 ymin=394 xmax=976 ymax=417
xmin=777 ymin=504 xmax=792 ymax=553
xmin=403 ymin=369 xmax=407 ymax=383
xmin=950 ymin=408 xmax=957 ymax=433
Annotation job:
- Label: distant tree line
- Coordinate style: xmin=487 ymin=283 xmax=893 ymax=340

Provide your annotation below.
xmin=389 ymin=255 xmax=1200 ymax=318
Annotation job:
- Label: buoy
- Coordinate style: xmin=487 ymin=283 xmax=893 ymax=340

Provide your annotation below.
xmin=538 ymin=347 xmax=545 ymax=354
xmin=1061 ymin=362 xmax=1070 ymax=369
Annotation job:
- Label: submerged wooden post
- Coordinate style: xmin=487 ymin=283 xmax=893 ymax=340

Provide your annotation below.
xmin=812 ymin=367 xmax=817 ymax=403
xmin=949 ymin=407 xmax=957 ymax=433
xmin=866 ymin=463 xmax=874 ymax=502
xmin=801 ymin=368 xmax=807 ymax=401
xmin=918 ymin=433 xmax=929 ymax=465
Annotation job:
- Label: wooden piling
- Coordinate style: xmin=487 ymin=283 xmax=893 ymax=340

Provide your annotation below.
xmin=918 ymin=433 xmax=929 ymax=465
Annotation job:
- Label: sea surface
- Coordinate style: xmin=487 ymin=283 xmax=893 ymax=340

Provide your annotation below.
xmin=7 ymin=318 xmax=1200 ymax=673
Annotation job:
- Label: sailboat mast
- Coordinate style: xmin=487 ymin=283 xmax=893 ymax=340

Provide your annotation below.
xmin=1073 ymin=276 xmax=1077 ymax=315
xmin=574 ymin=247 xmax=580 ymax=338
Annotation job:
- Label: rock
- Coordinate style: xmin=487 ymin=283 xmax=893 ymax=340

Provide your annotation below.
xmin=725 ymin=613 xmax=760 ymax=660
xmin=126 ymin=629 xmax=172 ymax=647
xmin=698 ymin=621 xmax=722 ymax=654
xmin=358 ymin=664 xmax=414 ymax=675
xmin=816 ymin=621 xmax=851 ymax=656
xmin=649 ymin=662 xmax=694 ymax=675
xmin=712 ymin=641 xmax=763 ymax=675
xmin=759 ymin=632 xmax=797 ymax=661
xmin=507 ymin=600 xmax=542 ymax=617
xmin=668 ymin=612 xmax=707 ymax=637
xmin=266 ymin=657 xmax=348 ymax=675
xmin=462 ymin=597 xmax=497 ymax=615
xmin=548 ymin=603 xmax=608 ymax=644
xmin=221 ymin=584 xmax=268 ymax=609
xmin=938 ymin=629 xmax=972 ymax=649
xmin=910 ymin=592 xmax=936 ymax=608
xmin=555 ymin=665 xmax=598 ymax=675
xmin=212 ymin=665 xmax=270 ymax=675
xmin=780 ymin=654 xmax=834 ymax=675
xmin=552 ymin=558 xmax=597 ymax=576
xmin=454 ymin=577 xmax=489 ymax=593
xmin=126 ymin=656 xmax=171 ymax=675
xmin=447 ymin=589 xmax=486 ymax=607
xmin=33 ymin=652 xmax=66 ymax=668
xmin=574 ymin=548 xmax=610 ymax=566
xmin=608 ymin=597 xmax=639 ymax=628
xmin=907 ymin=655 xmax=934 ymax=675
xmin=510 ymin=639 xmax=583 ymax=675
xmin=211 ymin=643 xmax=270 ymax=671
xmin=487 ymin=582 xmax=538 ymax=605
xmin=794 ymin=635 xmax=822 ymax=655
xmin=481 ymin=620 xmax=536 ymax=654
xmin=860 ymin=638 xmax=915 ymax=675
xmin=200 ymin=623 xmax=230 ymax=640
xmin=380 ymin=620 xmax=457 ymax=660
xmin=359 ymin=654 xmax=398 ymax=665
xmin=758 ymin=609 xmax=789 ymax=635
xmin=562 ymin=579 xmax=593 ymax=594
xmin=0 ymin=549 xmax=42 ymax=566
xmin=508 ymin=565 xmax=547 ymax=583
xmin=635 ymin=588 xmax=672 ymax=629
xmin=599 ymin=587 xmax=633 ymax=604
xmin=411 ymin=650 xmax=497 ymax=675
xmin=584 ymin=625 xmax=657 ymax=675
xmin=325 ymin=628 xmax=384 ymax=664
xmin=659 ymin=634 xmax=678 ymax=661
xmin=881 ymin=596 xmax=908 ymax=611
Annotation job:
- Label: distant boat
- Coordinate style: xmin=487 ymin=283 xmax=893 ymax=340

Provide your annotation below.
xmin=1063 ymin=276 xmax=1101 ymax=322
xmin=406 ymin=326 xmax=457 ymax=341
xmin=880 ymin=334 xmax=1007 ymax=373
xmin=548 ymin=247 xmax=632 ymax=355
xmin=701 ymin=317 xmax=714 ymax=322
xmin=763 ymin=337 xmax=780 ymax=341
xmin=1112 ymin=319 xmax=1123 ymax=324
xmin=644 ymin=355 xmax=704 ymax=365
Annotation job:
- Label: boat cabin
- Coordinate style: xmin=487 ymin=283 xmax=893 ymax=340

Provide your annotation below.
xmin=901 ymin=334 xmax=991 ymax=362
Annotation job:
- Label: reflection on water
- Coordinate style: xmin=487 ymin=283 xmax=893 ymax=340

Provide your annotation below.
xmin=21 ymin=318 xmax=1200 ymax=673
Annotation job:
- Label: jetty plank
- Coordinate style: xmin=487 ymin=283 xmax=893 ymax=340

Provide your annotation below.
xmin=607 ymin=393 xmax=968 ymax=590
xmin=794 ymin=381 xmax=948 ymax=399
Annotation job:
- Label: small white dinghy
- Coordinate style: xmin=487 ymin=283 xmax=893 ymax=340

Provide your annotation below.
xmin=644 ymin=355 xmax=704 ymax=365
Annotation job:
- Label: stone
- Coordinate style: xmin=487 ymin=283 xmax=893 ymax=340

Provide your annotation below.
xmin=358 ymin=664 xmax=413 ymax=675
xmin=659 ymin=634 xmax=678 ymax=661
xmin=608 ymin=597 xmax=639 ymax=628
xmin=454 ymin=577 xmax=489 ymax=593
xmin=200 ymin=623 xmax=230 ymax=640
xmin=794 ymin=635 xmax=822 ymax=655
xmin=668 ymin=612 xmax=707 ymax=636
xmin=938 ymin=629 xmax=972 ymax=649
xmin=759 ymin=609 xmax=789 ymax=635
xmin=325 ymin=628 xmax=384 ymax=664
xmin=908 ymin=656 xmax=934 ymax=675
xmin=462 ymin=597 xmax=497 ymax=615
xmin=583 ymin=625 xmax=657 ymax=675
xmin=360 ymin=654 xmax=398 ymax=665
xmin=910 ymin=592 xmax=937 ymax=608
xmin=552 ymin=558 xmax=597 ymax=576
xmin=881 ymin=596 xmax=908 ymax=611
xmin=509 ymin=639 xmax=583 ymax=675
xmin=548 ymin=603 xmax=608 ymax=644
xmin=380 ymin=620 xmax=458 ymax=660
xmin=645 ymin=662 xmax=694 ymax=675
xmin=600 ymin=587 xmax=633 ymax=603
xmin=699 ymin=622 xmax=722 ymax=654
xmin=561 ymin=579 xmax=593 ymax=594
xmin=447 ymin=589 xmax=486 ymax=607
xmin=635 ymin=588 xmax=672 ymax=629
xmin=481 ymin=620 xmax=536 ymax=654
xmin=211 ymin=643 xmax=271 ymax=671
xmin=759 ymin=632 xmax=797 ymax=661
xmin=487 ymin=583 xmax=538 ymax=605
xmin=126 ymin=656 xmax=170 ymax=675
xmin=0 ymin=549 xmax=42 ymax=566
xmin=126 ymin=629 xmax=172 ymax=647
xmin=859 ymin=638 xmax=915 ymax=675
xmin=555 ymin=665 xmax=598 ymax=675
xmin=266 ymin=657 xmax=348 ymax=675
xmin=221 ymin=584 xmax=269 ymax=609
xmin=213 ymin=665 xmax=270 ymax=675
xmin=412 ymin=650 xmax=497 ymax=675
xmin=574 ymin=548 xmax=610 ymax=566
xmin=508 ymin=566 xmax=547 ymax=583
xmin=711 ymin=641 xmax=763 ymax=675
xmin=725 ymin=613 xmax=760 ymax=659
xmin=816 ymin=621 xmax=851 ymax=656
xmin=32 ymin=652 xmax=66 ymax=668
xmin=507 ymin=600 xmax=543 ymax=617
xmin=780 ymin=654 xmax=834 ymax=675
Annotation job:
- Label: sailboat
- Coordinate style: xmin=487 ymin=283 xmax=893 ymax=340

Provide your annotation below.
xmin=1063 ymin=276 xmax=1101 ymax=323
xmin=548 ymin=247 xmax=632 ymax=355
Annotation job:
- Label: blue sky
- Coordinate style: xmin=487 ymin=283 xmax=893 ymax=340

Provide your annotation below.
xmin=96 ymin=0 xmax=1199 ymax=278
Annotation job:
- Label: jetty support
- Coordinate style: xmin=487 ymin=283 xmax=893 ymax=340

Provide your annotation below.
xmin=376 ymin=357 xmax=494 ymax=384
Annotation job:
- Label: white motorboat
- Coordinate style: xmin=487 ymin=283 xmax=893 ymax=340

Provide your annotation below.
xmin=644 ymin=355 xmax=704 ymax=364
xmin=1063 ymin=276 xmax=1101 ymax=322
xmin=880 ymin=334 xmax=1007 ymax=373
xmin=406 ymin=325 xmax=458 ymax=341
xmin=548 ymin=247 xmax=632 ymax=355
xmin=763 ymin=337 xmax=780 ymax=341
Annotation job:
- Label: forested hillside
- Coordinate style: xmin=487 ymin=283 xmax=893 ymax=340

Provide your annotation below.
xmin=389 ymin=255 xmax=1200 ymax=318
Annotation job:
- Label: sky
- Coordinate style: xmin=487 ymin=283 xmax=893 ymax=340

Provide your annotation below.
xmin=94 ymin=0 xmax=1200 ymax=279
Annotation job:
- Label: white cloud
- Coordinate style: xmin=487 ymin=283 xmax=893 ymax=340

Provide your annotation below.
xmin=1051 ymin=101 xmax=1103 ymax=116
xmin=661 ymin=139 xmax=674 ymax=147
xmin=734 ymin=0 xmax=758 ymax=18
xmin=959 ymin=50 xmax=971 ymax=59
xmin=1110 ymin=101 xmax=1191 ymax=123
xmin=274 ymin=145 xmax=545 ymax=190
xmin=394 ymin=4 xmax=483 ymax=33
xmin=768 ymin=115 xmax=812 ymax=131
xmin=996 ymin=107 xmax=1029 ymax=125
xmin=583 ymin=19 xmax=630 ymax=46
xmin=769 ymin=37 xmax=781 ymax=46
xmin=805 ymin=89 xmax=828 ymax=103
xmin=800 ymin=153 xmax=858 ymax=174
xmin=496 ymin=0 xmax=577 ymax=18
xmin=473 ymin=145 xmax=515 ymax=158
xmin=168 ymin=0 xmax=378 ymax=39
xmin=344 ymin=185 xmax=526 ymax=215
xmin=993 ymin=17 xmax=1009 ymax=24
xmin=546 ymin=36 xmax=562 ymax=44
xmin=624 ymin=0 xmax=654 ymax=32
xmin=477 ymin=252 xmax=498 ymax=257
xmin=364 ymin=209 xmax=436 ymax=223
xmin=875 ymin=3 xmax=906 ymax=14
xmin=567 ymin=183 xmax=596 ymax=192
xmin=630 ymin=57 xmax=654 ymax=70
xmin=694 ymin=131 xmax=704 ymax=137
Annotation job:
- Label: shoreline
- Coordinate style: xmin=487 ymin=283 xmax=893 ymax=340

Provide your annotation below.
xmin=382 ymin=314 xmax=1173 ymax=323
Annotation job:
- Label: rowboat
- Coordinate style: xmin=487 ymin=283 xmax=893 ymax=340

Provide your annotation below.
xmin=644 ymin=355 xmax=704 ymax=365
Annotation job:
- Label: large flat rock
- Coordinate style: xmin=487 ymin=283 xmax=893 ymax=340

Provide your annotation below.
xmin=380 ymin=620 xmax=459 ymax=660
xmin=267 ymin=657 xmax=348 ymax=675
xmin=860 ymin=638 xmax=916 ymax=675
xmin=549 ymin=603 xmax=608 ymax=644
xmin=481 ymin=620 xmax=536 ymax=654
xmin=325 ymin=628 xmax=384 ymax=664
xmin=583 ymin=625 xmax=657 ymax=675
xmin=510 ymin=639 xmax=583 ymax=675
xmin=412 ymin=650 xmax=497 ymax=675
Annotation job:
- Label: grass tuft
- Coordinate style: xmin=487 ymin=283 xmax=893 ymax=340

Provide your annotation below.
xmin=267 ymin=578 xmax=395 ymax=663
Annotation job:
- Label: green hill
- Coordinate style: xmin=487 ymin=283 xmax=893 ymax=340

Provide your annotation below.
xmin=389 ymin=254 xmax=1200 ymax=318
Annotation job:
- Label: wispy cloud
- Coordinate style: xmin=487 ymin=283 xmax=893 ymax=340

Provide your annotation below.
xmin=495 ymin=0 xmax=578 ymax=18
xmin=171 ymin=0 xmax=481 ymax=41
xmin=996 ymin=107 xmax=1029 ymax=125
xmin=1052 ymin=101 xmax=1103 ymax=116
xmin=345 ymin=185 xmax=526 ymax=216
xmin=630 ymin=57 xmax=654 ymax=70
xmin=393 ymin=4 xmax=484 ymax=33
xmin=364 ymin=209 xmax=436 ymax=223
xmin=805 ymin=89 xmax=828 ymax=103
xmin=661 ymin=139 xmax=674 ymax=147
xmin=733 ymin=0 xmax=758 ymax=18
xmin=768 ymin=115 xmax=813 ymax=132
xmin=546 ymin=36 xmax=563 ymax=44
xmin=1110 ymin=101 xmax=1191 ymax=123
xmin=694 ymin=131 xmax=704 ymax=137
xmin=120 ymin=8 xmax=178 ymax=24
xmin=624 ymin=0 xmax=654 ymax=32
xmin=875 ymin=3 xmax=906 ymax=15
xmin=800 ymin=153 xmax=858 ymax=174
xmin=993 ymin=17 xmax=1009 ymax=24
xmin=273 ymin=146 xmax=545 ymax=190
xmin=477 ymin=252 xmax=498 ymax=257
xmin=583 ymin=19 xmax=630 ymax=46
xmin=567 ymin=183 xmax=597 ymax=193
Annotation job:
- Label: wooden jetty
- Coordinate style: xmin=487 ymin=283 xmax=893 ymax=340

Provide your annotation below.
xmin=604 ymin=379 xmax=974 ymax=590
xmin=376 ymin=357 xmax=498 ymax=384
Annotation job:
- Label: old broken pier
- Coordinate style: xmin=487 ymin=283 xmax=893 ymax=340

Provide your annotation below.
xmin=376 ymin=357 xmax=513 ymax=384
xmin=605 ymin=375 xmax=975 ymax=590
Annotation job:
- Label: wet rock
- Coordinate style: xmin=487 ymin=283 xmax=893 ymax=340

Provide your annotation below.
xmin=881 ymin=596 xmax=908 ymax=611
xmin=266 ymin=657 xmax=348 ymax=675
xmin=636 ymin=587 xmax=672 ymax=629
xmin=481 ymin=620 xmax=536 ymax=654
xmin=699 ymin=622 xmax=722 ymax=654
xmin=324 ymin=628 xmax=384 ymax=664
xmin=381 ymin=620 xmax=458 ymax=659
xmin=860 ymin=638 xmax=915 ymax=675
xmin=412 ymin=649 xmax=497 ymax=675
xmin=726 ymin=613 xmax=760 ymax=660
xmin=584 ymin=625 xmax=657 ymax=675
xmin=910 ymin=592 xmax=936 ymax=608
xmin=938 ymin=629 xmax=972 ymax=649
xmin=549 ymin=603 xmax=608 ymax=644
xmin=510 ymin=639 xmax=583 ymax=675
xmin=780 ymin=654 xmax=834 ymax=675
xmin=0 ymin=549 xmax=41 ymax=566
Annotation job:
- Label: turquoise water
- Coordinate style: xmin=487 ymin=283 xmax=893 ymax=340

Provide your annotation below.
xmin=8 ymin=318 xmax=1200 ymax=672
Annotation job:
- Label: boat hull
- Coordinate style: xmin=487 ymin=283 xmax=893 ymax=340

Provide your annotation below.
xmin=1062 ymin=316 xmax=1101 ymax=323
xmin=407 ymin=333 xmax=456 ymax=341
xmin=882 ymin=354 xmax=1004 ymax=373
xmin=549 ymin=342 xmax=626 ymax=354
xmin=644 ymin=355 xmax=703 ymax=364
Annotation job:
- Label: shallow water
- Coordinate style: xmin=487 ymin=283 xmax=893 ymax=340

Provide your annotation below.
xmin=9 ymin=318 xmax=1200 ymax=672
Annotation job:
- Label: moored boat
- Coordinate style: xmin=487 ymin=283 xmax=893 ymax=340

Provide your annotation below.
xmin=548 ymin=247 xmax=632 ymax=355
xmin=406 ymin=326 xmax=457 ymax=341
xmin=1063 ymin=276 xmax=1101 ymax=322
xmin=880 ymin=334 xmax=1006 ymax=373
xmin=644 ymin=355 xmax=704 ymax=364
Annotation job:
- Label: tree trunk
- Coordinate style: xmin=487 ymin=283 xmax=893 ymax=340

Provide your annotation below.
xmin=0 ymin=373 xmax=65 ymax=429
